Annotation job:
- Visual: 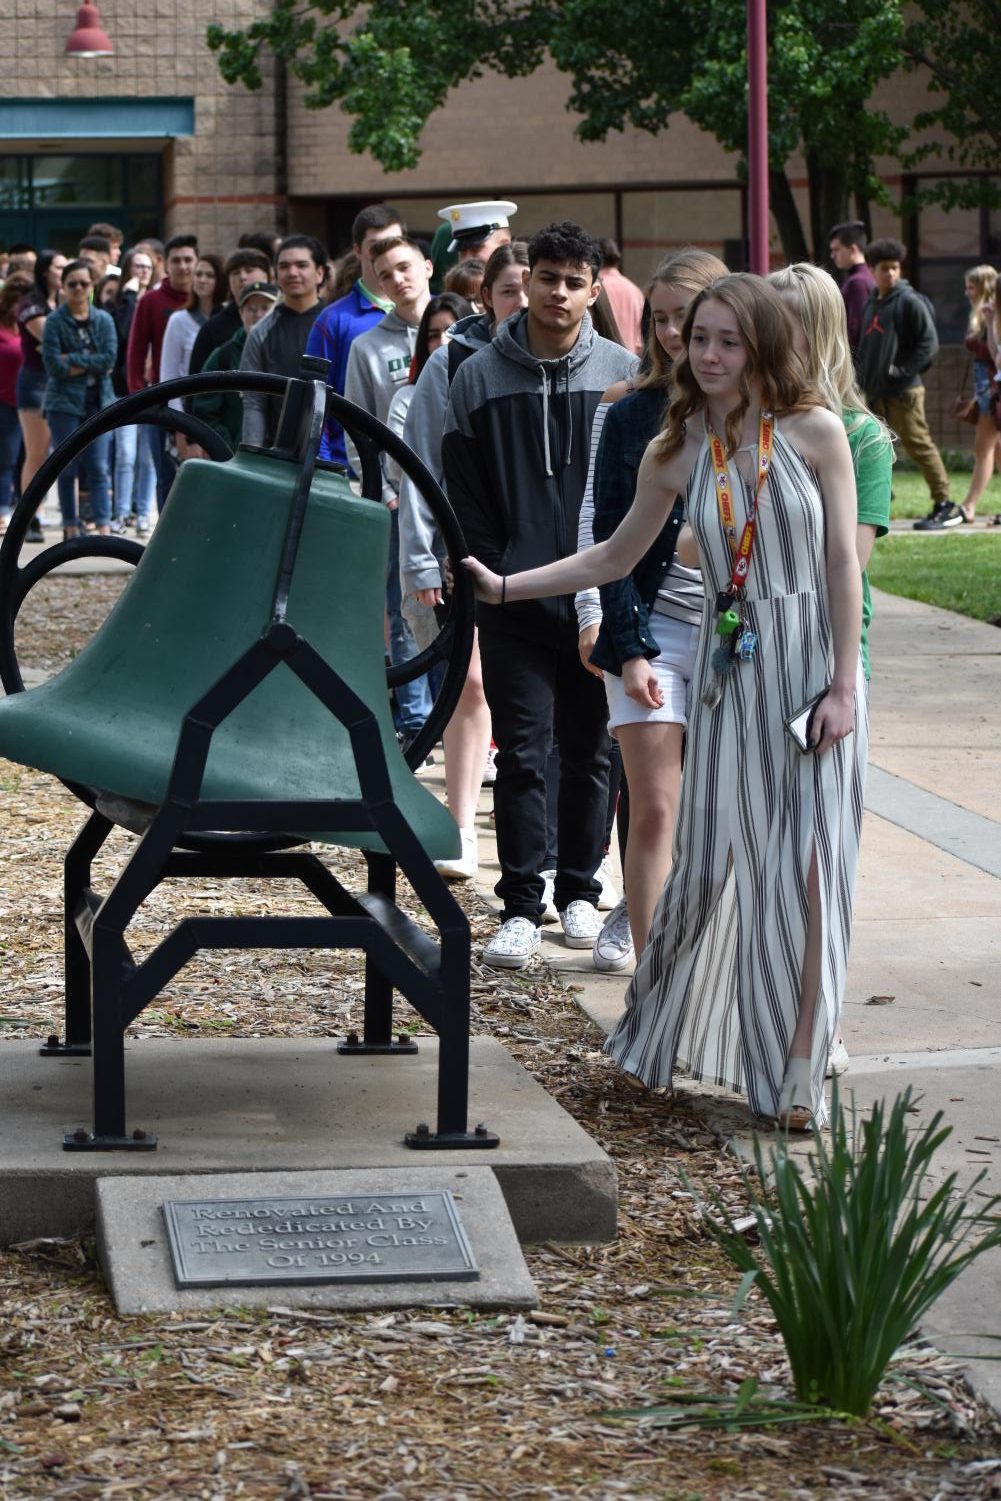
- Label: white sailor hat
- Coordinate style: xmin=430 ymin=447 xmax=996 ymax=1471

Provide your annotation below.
xmin=438 ymin=200 xmax=517 ymax=252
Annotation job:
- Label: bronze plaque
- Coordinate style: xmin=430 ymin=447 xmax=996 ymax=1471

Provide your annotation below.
xmin=162 ymin=1190 xmax=478 ymax=1288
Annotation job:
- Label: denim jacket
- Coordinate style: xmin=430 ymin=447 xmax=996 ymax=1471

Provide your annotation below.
xmin=589 ymin=386 xmax=685 ymax=675
xmin=41 ymin=301 xmax=117 ymax=416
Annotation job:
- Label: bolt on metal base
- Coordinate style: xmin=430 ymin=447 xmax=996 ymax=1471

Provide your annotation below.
xmin=337 ymin=1030 xmax=419 ymax=1056
xmin=40 ymin=1034 xmax=92 ymax=1058
xmin=63 ymin=1128 xmax=159 ymax=1152
xmin=405 ymin=1121 xmax=499 ymax=1149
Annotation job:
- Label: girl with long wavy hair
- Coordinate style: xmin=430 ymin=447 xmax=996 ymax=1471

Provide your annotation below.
xmin=464 ymin=272 xmax=865 ymax=1131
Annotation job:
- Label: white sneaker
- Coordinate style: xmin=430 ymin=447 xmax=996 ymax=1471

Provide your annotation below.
xmin=483 ymin=916 xmax=540 ymax=970
xmin=596 ymin=857 xmax=620 ymax=911
xmin=593 ymin=897 xmax=634 ymax=972
xmin=540 ymin=869 xmax=559 ymax=924
xmin=481 ymin=744 xmax=498 ymax=785
xmin=826 ymin=1038 xmax=850 ymax=1077
xmin=434 ymin=827 xmax=478 ymax=881
xmin=561 ymin=899 xmax=603 ymax=950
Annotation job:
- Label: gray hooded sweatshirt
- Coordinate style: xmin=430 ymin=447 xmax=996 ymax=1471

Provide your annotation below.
xmin=343 ymin=307 xmax=418 ymax=501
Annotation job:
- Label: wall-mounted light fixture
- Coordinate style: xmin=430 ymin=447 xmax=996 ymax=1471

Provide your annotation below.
xmin=65 ymin=3 xmax=114 ymax=58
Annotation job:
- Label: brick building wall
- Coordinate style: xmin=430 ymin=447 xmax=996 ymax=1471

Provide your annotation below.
xmin=1 ymin=0 xmax=283 ymax=253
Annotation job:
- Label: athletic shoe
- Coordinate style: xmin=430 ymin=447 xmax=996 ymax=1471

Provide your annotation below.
xmin=913 ymin=501 xmax=962 ymax=530
xmin=483 ymin=916 xmax=540 ymax=969
xmin=561 ymin=899 xmax=603 ymax=950
xmin=826 ymin=1038 xmax=850 ymax=1077
xmin=593 ymin=898 xmax=635 ymax=972
xmin=110 ymin=519 xmax=128 ymax=536
xmin=434 ymin=827 xmax=478 ymax=881
xmin=26 ymin=519 xmax=44 ymax=544
xmin=540 ymin=869 xmax=559 ymax=923
xmin=481 ymin=744 xmax=498 ymax=785
xmin=596 ymin=857 xmax=620 ymax=912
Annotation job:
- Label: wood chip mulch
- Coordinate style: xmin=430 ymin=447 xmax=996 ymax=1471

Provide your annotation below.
xmin=1 ymin=575 xmax=1000 ymax=1500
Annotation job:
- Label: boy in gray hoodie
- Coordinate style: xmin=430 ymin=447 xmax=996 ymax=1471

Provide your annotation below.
xmin=344 ymin=236 xmax=435 ymax=739
xmin=443 ymin=222 xmax=637 ymax=969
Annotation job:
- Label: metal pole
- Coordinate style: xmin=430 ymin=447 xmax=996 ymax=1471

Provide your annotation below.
xmin=747 ymin=0 xmax=769 ymax=274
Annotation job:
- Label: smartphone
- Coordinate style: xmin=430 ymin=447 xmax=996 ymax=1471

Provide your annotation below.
xmin=784 ymin=689 xmax=828 ymax=754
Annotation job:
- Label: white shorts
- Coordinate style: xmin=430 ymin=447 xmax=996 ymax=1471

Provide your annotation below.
xmin=603 ymin=611 xmax=699 ymax=729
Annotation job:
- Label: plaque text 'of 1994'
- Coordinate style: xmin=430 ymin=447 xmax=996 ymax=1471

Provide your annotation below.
xmin=162 ymin=1191 xmax=479 ymax=1288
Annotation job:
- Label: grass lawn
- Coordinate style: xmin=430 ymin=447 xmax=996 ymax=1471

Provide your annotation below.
xmin=868 ymin=532 xmax=1001 ymax=623
xmin=890 ymin=466 xmax=1001 ymax=520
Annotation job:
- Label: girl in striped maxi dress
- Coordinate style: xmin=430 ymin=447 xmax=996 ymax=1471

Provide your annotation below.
xmin=464 ymin=273 xmax=865 ymax=1129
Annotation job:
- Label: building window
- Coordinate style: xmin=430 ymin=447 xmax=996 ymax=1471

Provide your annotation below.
xmin=0 ymin=152 xmax=163 ymax=254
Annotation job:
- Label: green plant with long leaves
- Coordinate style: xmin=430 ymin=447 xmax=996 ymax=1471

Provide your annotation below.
xmin=706 ymin=1086 xmax=1001 ymax=1417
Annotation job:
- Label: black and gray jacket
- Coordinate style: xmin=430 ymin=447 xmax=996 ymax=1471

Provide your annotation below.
xmin=442 ymin=309 xmax=637 ymax=640
xmin=855 ymin=281 xmax=939 ymax=402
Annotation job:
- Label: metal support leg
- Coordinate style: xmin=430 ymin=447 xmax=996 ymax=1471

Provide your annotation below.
xmin=405 ymin=922 xmax=497 ymax=1150
xmin=338 ymin=852 xmax=417 ymax=1056
xmin=63 ymin=924 xmax=156 ymax=1151
xmin=41 ymin=809 xmax=112 ymax=1058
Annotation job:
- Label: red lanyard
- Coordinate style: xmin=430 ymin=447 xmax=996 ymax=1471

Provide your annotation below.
xmin=707 ymin=410 xmax=774 ymax=595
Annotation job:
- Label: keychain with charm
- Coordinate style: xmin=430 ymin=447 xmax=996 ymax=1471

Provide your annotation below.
xmin=701 ymin=412 xmax=772 ymax=710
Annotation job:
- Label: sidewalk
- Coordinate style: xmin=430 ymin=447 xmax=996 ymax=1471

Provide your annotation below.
xmin=455 ymin=588 xmax=1001 ymax=1411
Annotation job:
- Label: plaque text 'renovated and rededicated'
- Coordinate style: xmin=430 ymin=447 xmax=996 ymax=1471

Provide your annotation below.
xmin=162 ymin=1191 xmax=479 ymax=1288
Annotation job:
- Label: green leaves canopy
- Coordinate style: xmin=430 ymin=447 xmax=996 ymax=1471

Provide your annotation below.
xmin=206 ymin=0 xmax=990 ymax=258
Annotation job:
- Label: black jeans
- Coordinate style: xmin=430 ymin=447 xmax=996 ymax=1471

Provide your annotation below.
xmin=479 ymin=624 xmax=611 ymax=924
xmin=544 ymin=735 xmax=624 ymax=867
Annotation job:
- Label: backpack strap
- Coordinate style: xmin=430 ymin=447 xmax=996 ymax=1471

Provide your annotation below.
xmin=447 ymin=338 xmax=476 ymax=387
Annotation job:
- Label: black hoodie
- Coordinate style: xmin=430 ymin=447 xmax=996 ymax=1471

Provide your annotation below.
xmin=855 ymin=280 xmax=939 ymax=402
xmin=442 ymin=308 xmax=636 ymax=640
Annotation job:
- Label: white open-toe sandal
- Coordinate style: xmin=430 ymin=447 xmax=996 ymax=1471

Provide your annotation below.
xmin=772 ymin=1058 xmax=814 ymax=1132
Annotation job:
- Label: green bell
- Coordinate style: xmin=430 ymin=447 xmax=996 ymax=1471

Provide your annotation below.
xmin=0 ymin=449 xmax=459 ymax=861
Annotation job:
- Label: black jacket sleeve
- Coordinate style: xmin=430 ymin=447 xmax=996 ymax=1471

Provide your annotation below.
xmin=592 ymin=405 xmax=656 ymax=665
xmin=188 ymin=320 xmax=215 ymax=377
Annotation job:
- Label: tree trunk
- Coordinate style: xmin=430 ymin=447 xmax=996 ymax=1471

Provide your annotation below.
xmin=769 ymin=168 xmax=810 ymax=265
xmin=806 ymin=150 xmax=850 ymax=263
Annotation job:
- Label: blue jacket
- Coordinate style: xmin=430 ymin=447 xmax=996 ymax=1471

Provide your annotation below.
xmin=305 ymin=280 xmax=392 ymax=465
xmin=588 ymin=386 xmax=686 ymax=675
xmin=41 ymin=301 xmax=117 ymax=416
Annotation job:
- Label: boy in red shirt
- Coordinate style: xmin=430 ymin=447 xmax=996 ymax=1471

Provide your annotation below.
xmin=126 ymin=234 xmax=198 ymax=512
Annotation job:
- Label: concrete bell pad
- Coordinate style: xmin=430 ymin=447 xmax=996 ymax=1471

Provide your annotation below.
xmin=97 ymin=1167 xmax=537 ymax=1316
xmin=0 ymin=1037 xmax=616 ymax=1247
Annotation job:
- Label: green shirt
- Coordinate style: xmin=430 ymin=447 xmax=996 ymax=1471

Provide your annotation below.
xmin=843 ymin=411 xmax=891 ymax=679
xmin=356 ymin=279 xmax=394 ymax=315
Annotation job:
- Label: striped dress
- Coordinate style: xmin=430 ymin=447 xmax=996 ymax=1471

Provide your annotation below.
xmin=606 ymin=422 xmax=868 ymax=1124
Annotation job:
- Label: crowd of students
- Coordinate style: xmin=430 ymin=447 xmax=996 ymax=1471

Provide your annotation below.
xmin=2 ymin=201 xmax=996 ymax=1131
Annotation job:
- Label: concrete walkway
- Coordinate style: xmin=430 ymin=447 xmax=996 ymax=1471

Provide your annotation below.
xmin=458 ymin=589 xmax=1001 ymax=1411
